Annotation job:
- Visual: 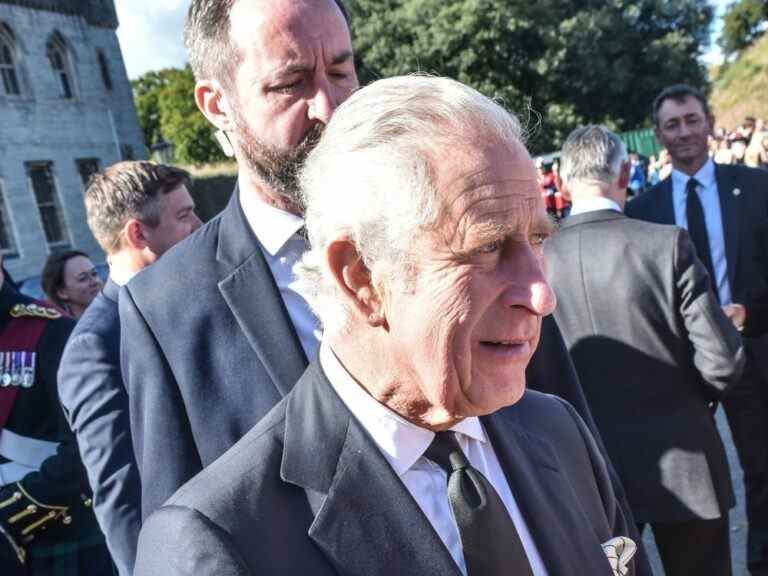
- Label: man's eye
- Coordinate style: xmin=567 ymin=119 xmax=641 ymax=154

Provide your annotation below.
xmin=477 ymin=240 xmax=503 ymax=254
xmin=271 ymin=80 xmax=302 ymax=93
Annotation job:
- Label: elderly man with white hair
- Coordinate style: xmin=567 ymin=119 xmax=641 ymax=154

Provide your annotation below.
xmin=134 ymin=78 xmax=637 ymax=576
xmin=546 ymin=125 xmax=744 ymax=576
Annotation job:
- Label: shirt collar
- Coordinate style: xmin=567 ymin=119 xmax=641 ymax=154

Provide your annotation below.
xmin=239 ymin=182 xmax=305 ymax=256
xmin=569 ymin=196 xmax=622 ymax=216
xmin=671 ymin=158 xmax=716 ymax=192
xmin=319 ymin=341 xmax=486 ymax=477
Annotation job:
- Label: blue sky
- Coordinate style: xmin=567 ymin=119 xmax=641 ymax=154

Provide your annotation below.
xmin=115 ymin=0 xmax=734 ymax=80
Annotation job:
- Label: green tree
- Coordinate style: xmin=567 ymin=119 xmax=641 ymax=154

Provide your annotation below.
xmin=349 ymin=0 xmax=712 ymax=152
xmin=132 ymin=70 xmax=166 ymax=149
xmin=131 ymin=66 xmax=225 ymax=165
xmin=719 ymin=0 xmax=768 ymax=58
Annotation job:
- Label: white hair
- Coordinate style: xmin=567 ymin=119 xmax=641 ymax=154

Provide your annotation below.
xmin=559 ymin=125 xmax=627 ymax=187
xmin=294 ymin=75 xmax=523 ymax=333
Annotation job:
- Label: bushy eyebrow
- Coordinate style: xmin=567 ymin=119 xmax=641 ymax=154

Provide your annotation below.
xmin=450 ymin=195 xmax=551 ymax=253
xmin=271 ymin=50 xmax=354 ymax=79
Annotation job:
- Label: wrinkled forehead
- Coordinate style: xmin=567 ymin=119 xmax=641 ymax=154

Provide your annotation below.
xmin=435 ymin=140 xmax=548 ymax=243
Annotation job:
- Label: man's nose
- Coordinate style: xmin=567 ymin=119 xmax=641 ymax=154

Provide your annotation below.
xmin=191 ymin=213 xmax=203 ymax=231
xmin=501 ymin=250 xmax=557 ymax=317
xmin=307 ymin=78 xmax=338 ymax=125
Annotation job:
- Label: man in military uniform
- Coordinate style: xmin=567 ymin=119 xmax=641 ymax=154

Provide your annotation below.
xmin=0 ymin=257 xmax=112 ymax=575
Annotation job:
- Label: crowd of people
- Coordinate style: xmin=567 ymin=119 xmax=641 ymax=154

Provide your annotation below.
xmin=1 ymin=1 xmax=767 ymax=576
xmin=538 ymin=116 xmax=768 ymax=223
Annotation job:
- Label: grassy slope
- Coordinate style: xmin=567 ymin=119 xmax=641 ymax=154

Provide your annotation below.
xmin=710 ymin=33 xmax=768 ymax=130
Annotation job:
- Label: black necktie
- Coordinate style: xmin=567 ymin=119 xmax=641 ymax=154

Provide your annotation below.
xmin=424 ymin=432 xmax=534 ymax=576
xmin=685 ymin=178 xmax=717 ymax=300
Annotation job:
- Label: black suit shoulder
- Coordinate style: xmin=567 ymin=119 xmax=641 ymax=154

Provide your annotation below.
xmin=166 ymin=398 xmax=288 ymax=514
xmin=625 ymin=184 xmax=667 ymax=220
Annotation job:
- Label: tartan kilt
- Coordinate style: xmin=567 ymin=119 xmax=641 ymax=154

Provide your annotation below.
xmin=2 ymin=522 xmax=114 ymax=576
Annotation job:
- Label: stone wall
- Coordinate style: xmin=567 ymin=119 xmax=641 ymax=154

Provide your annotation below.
xmin=0 ymin=1 xmax=144 ymax=280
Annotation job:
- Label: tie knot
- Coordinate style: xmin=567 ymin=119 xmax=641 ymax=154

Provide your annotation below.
xmin=424 ymin=431 xmax=468 ymax=476
xmin=686 ymin=178 xmax=701 ymax=195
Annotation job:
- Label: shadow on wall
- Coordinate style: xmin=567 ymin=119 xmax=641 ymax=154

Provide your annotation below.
xmin=190 ymin=175 xmax=237 ymax=222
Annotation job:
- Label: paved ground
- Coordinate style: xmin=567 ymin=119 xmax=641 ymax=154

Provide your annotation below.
xmin=641 ymin=407 xmax=748 ymax=575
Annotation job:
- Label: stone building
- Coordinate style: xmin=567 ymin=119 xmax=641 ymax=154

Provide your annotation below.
xmin=0 ymin=0 xmax=145 ymax=280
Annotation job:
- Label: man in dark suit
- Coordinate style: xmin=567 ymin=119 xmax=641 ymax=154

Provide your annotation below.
xmin=134 ymin=74 xmax=637 ymax=576
xmin=119 ymin=4 xmax=649 ymax=561
xmin=57 ymin=162 xmax=200 ymax=576
xmin=546 ymin=125 xmax=744 ymax=575
xmin=626 ymin=84 xmax=768 ymax=575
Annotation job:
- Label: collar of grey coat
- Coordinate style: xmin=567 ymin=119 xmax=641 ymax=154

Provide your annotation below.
xmin=279 ymin=361 xmax=615 ymax=576
xmin=216 ymin=185 xmax=308 ymax=397
xmin=558 ymin=209 xmax=626 ymax=231
xmin=102 ymin=278 xmax=120 ymax=304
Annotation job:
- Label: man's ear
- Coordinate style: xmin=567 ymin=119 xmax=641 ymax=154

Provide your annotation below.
xmin=194 ymin=80 xmax=235 ymax=133
xmin=326 ymin=239 xmax=386 ymax=327
xmin=123 ymin=219 xmax=149 ymax=251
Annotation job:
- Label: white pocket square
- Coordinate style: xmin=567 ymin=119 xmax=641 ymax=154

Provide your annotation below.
xmin=602 ymin=536 xmax=636 ymax=576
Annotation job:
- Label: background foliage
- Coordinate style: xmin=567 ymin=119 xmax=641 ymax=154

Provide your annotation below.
xmin=132 ymin=66 xmax=225 ymax=165
xmin=719 ymin=0 xmax=767 ymax=59
xmin=348 ymin=0 xmax=712 ymax=153
xmin=132 ymin=0 xmax=716 ymax=160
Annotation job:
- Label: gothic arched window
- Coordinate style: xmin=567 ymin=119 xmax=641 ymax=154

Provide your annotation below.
xmin=0 ymin=24 xmax=20 ymax=96
xmin=47 ymin=34 xmax=74 ymax=99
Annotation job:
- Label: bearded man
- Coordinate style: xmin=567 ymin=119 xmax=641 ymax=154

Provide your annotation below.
xmin=118 ymin=0 xmax=359 ymax=519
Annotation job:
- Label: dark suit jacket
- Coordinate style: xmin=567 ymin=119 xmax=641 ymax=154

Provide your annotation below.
xmin=134 ymin=361 xmax=634 ymax=576
xmin=59 ymin=279 xmax=140 ymax=576
xmin=743 ymin=222 xmax=768 ymax=337
xmin=625 ymin=163 xmax=768 ymax=307
xmin=546 ymin=209 xmax=744 ymax=523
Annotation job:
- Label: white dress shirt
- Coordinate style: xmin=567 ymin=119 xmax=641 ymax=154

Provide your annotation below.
xmin=240 ymin=187 xmax=321 ymax=360
xmin=569 ymin=196 xmax=622 ymax=217
xmin=319 ymin=343 xmax=548 ymax=576
xmin=670 ymin=159 xmax=732 ymax=305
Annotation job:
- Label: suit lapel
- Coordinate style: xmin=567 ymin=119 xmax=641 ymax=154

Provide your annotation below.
xmin=655 ymin=178 xmax=676 ymax=225
xmin=483 ymin=409 xmax=613 ymax=575
xmin=282 ymin=363 xmax=460 ymax=576
xmin=715 ymin=164 xmax=742 ymax=289
xmin=216 ymin=188 xmax=307 ymax=397
xmin=102 ymin=278 xmax=120 ymax=304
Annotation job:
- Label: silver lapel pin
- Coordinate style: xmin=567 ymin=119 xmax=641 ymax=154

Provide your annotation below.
xmin=733 ymin=188 xmax=742 ymax=197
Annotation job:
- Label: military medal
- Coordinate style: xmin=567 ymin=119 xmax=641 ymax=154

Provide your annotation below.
xmin=21 ymin=353 xmax=35 ymax=389
xmin=1 ymin=352 xmax=10 ymax=387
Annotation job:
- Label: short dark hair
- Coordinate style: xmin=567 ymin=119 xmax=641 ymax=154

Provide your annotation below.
xmin=184 ymin=0 xmax=350 ymax=85
xmin=651 ymin=84 xmax=711 ymax=127
xmin=85 ymin=161 xmax=191 ymax=254
xmin=41 ymin=250 xmax=89 ymax=309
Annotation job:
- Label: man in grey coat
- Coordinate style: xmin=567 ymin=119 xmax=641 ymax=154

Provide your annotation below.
xmin=545 ymin=125 xmax=745 ymax=576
